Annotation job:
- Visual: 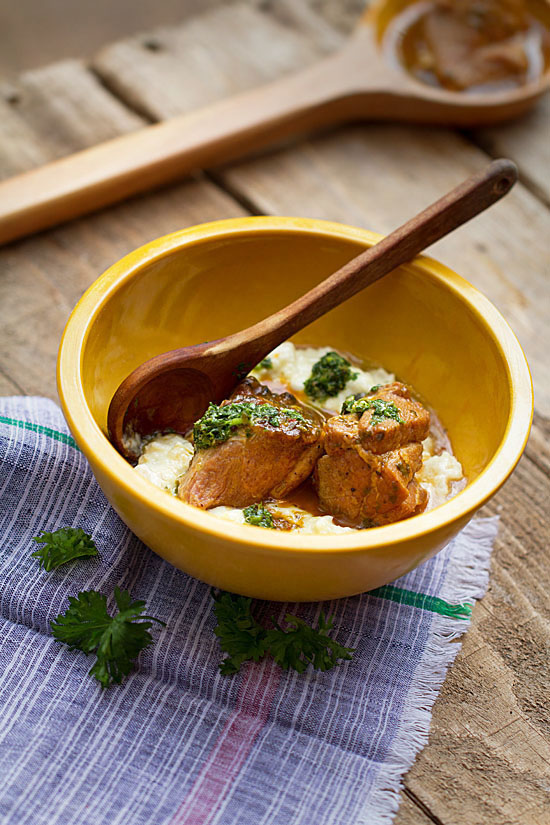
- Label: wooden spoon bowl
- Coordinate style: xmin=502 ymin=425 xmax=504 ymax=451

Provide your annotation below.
xmin=352 ymin=0 xmax=550 ymax=124
xmin=108 ymin=159 xmax=518 ymax=458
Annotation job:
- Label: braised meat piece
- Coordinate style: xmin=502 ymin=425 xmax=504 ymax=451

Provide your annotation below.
xmin=332 ymin=382 xmax=430 ymax=455
xmin=178 ymin=377 xmax=323 ymax=510
xmin=314 ymin=382 xmax=430 ymax=527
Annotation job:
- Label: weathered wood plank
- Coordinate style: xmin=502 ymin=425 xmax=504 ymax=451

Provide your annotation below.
xmin=398 ymin=453 xmax=550 ymax=825
xmin=0 ymin=60 xmax=144 ymax=178
xmin=93 ymin=3 xmax=325 ymax=120
xmin=302 ymin=0 xmax=366 ymax=35
xmin=472 ymin=94 xmax=550 ymax=206
xmin=525 ymin=412 xmax=550 ymax=477
xmin=0 ymin=370 xmax=23 ymax=396
xmin=0 ymin=0 xmax=225 ymax=78
xmin=395 ymin=791 xmax=438 ymax=825
xmin=0 ymin=60 xmax=246 ymax=400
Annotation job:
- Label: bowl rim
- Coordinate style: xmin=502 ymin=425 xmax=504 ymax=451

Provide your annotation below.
xmin=57 ymin=216 xmax=533 ymax=554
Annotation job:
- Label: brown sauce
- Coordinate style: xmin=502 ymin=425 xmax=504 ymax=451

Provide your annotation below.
xmin=384 ymin=0 xmax=550 ymax=92
xmin=277 ymin=477 xmax=327 ymax=519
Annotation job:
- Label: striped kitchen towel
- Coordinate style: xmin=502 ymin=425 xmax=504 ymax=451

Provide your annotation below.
xmin=0 ymin=396 xmax=498 ymax=825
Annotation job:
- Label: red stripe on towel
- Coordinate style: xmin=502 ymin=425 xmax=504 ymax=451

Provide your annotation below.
xmin=173 ymin=662 xmax=281 ymax=824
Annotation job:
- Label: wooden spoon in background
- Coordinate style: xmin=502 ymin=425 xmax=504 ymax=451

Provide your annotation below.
xmin=0 ymin=1 xmax=547 ymax=246
xmin=108 ymin=159 xmax=518 ymax=459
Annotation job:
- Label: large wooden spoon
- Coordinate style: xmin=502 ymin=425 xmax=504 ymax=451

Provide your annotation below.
xmin=108 ymin=159 xmax=517 ymax=458
xmin=0 ymin=0 xmax=546 ymax=246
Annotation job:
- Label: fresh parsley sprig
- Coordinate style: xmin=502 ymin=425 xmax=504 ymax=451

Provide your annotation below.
xmin=51 ymin=587 xmax=166 ymax=688
xmin=212 ymin=591 xmax=354 ymax=675
xmin=265 ymin=613 xmax=353 ymax=673
xmin=32 ymin=527 xmax=99 ymax=571
xmin=212 ymin=591 xmax=268 ymax=675
xmin=37 ymin=526 xmax=353 ymax=685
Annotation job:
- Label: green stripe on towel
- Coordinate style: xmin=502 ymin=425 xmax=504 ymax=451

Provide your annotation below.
xmin=0 ymin=415 xmax=80 ymax=451
xmin=370 ymin=584 xmax=473 ymax=619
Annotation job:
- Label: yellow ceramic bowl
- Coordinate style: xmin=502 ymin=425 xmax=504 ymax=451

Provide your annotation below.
xmin=57 ymin=217 xmax=532 ymax=601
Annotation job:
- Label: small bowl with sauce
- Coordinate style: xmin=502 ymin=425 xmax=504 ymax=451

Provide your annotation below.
xmin=58 ymin=217 xmax=532 ymax=601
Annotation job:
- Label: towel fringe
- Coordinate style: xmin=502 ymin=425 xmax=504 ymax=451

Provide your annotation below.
xmin=361 ymin=516 xmax=498 ymax=824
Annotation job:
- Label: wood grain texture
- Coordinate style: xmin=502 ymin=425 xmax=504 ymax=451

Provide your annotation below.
xmin=0 ymin=370 xmax=23 ymax=396
xmin=526 ymin=413 xmax=550 ymax=477
xmin=395 ymin=792 xmax=438 ymax=825
xmin=401 ymin=452 xmax=550 ymax=825
xmin=93 ymin=3 xmax=325 ymax=120
xmin=472 ymin=93 xmax=550 ymax=206
xmin=0 ymin=2 xmax=548 ymax=824
xmin=0 ymin=60 xmax=144 ymax=178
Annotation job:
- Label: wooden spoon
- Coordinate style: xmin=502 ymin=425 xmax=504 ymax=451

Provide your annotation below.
xmin=108 ymin=158 xmax=517 ymax=458
xmin=0 ymin=1 xmax=546 ymax=246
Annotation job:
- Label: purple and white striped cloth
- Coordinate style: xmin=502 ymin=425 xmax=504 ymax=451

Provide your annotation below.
xmin=0 ymin=397 xmax=497 ymax=825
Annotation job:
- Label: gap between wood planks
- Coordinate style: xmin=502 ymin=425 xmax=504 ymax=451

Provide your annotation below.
xmin=403 ymin=789 xmax=446 ymax=825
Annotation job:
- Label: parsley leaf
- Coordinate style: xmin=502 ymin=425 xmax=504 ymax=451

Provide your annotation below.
xmin=243 ymin=503 xmax=275 ymax=529
xmin=212 ymin=591 xmax=267 ymax=675
xmin=211 ymin=591 xmax=354 ymax=675
xmin=266 ymin=613 xmax=354 ymax=673
xmin=51 ymin=587 xmax=165 ymax=688
xmin=32 ymin=527 xmax=99 ymax=571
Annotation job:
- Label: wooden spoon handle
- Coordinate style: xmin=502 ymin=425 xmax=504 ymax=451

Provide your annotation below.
xmin=238 ymin=159 xmax=518 ymax=353
xmin=0 ymin=53 xmax=361 ymax=247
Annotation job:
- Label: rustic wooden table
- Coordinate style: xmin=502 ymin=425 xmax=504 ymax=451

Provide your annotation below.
xmin=0 ymin=2 xmax=548 ymax=823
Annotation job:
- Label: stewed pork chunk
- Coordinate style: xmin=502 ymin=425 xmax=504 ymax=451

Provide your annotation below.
xmin=314 ymin=382 xmax=430 ymax=527
xmin=178 ymin=377 xmax=323 ymax=509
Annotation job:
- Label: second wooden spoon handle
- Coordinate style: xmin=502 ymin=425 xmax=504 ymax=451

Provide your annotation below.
xmin=0 ymin=52 xmax=360 ymax=248
xmin=248 ymin=158 xmax=518 ymax=348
